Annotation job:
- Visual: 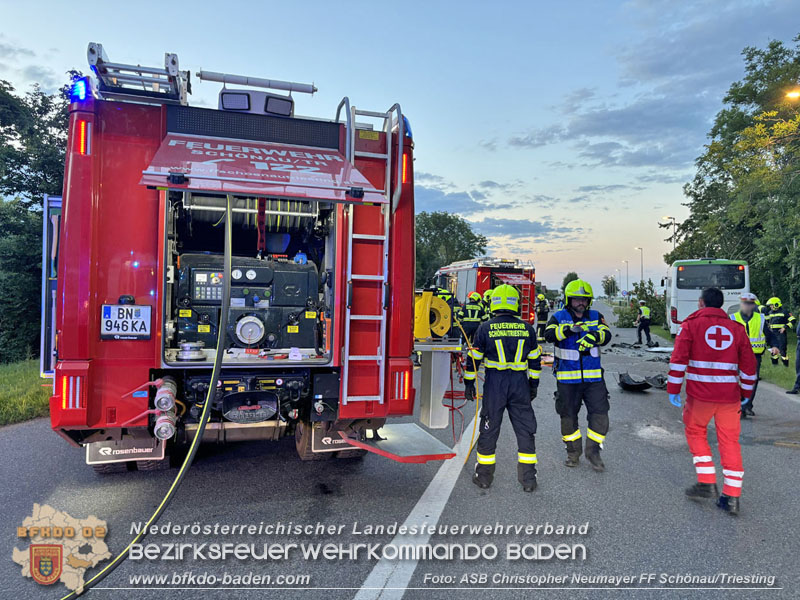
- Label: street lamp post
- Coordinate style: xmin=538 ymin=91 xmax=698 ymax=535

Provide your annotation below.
xmin=615 ymin=268 xmax=621 ymax=296
xmin=635 ymin=247 xmax=644 ymax=283
xmin=662 ymin=216 xmax=677 ymax=250
xmin=622 ymin=260 xmax=629 ymax=292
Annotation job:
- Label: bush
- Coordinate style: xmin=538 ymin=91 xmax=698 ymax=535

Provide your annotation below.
xmin=613 ymin=305 xmax=639 ymax=328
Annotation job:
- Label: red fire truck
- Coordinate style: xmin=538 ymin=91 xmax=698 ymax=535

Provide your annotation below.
xmin=42 ymin=43 xmax=454 ymax=472
xmin=434 ymin=257 xmax=537 ymax=321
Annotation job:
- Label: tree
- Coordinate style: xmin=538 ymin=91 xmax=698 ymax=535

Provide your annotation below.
xmin=561 ymin=271 xmax=579 ymax=292
xmin=601 ymin=275 xmax=618 ymax=297
xmin=667 ymin=35 xmax=800 ymax=309
xmin=415 ymin=211 xmax=488 ymax=287
xmin=0 ymin=72 xmax=78 ymax=362
xmin=0 ymin=74 xmax=78 ymax=209
xmin=0 ymin=200 xmax=42 ymax=361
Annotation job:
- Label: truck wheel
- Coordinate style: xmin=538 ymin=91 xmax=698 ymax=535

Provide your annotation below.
xmin=336 ymin=448 xmax=367 ymax=460
xmin=295 ymin=421 xmax=332 ymax=461
xmin=137 ymin=459 xmax=171 ymax=471
xmin=91 ymin=462 xmax=129 ymax=475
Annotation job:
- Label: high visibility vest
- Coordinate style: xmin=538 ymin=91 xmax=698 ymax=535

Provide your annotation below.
xmin=459 ymin=301 xmax=484 ymax=323
xmin=731 ymin=311 xmax=766 ymax=354
xmin=551 ymin=308 xmax=604 ymax=384
xmin=639 ymin=306 xmax=651 ymax=319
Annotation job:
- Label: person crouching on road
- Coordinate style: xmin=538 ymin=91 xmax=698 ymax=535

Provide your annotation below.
xmin=730 ymin=293 xmax=765 ymax=418
xmin=544 ymin=279 xmax=612 ymax=471
xmin=463 ymin=284 xmax=542 ymax=492
xmin=635 ymin=299 xmax=652 ymax=346
xmin=668 ymin=287 xmax=757 ymax=516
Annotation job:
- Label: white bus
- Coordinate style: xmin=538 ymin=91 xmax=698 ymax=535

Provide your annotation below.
xmin=663 ymin=259 xmax=749 ymax=336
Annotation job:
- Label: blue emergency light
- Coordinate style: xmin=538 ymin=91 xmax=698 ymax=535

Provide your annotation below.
xmin=71 ymin=78 xmax=88 ymax=102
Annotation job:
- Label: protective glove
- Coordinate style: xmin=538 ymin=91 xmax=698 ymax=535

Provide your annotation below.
xmin=578 ymin=332 xmax=599 ymax=352
xmin=669 ymin=394 xmax=682 ymax=407
xmin=529 ymin=384 xmax=538 ymax=402
xmin=464 ymin=380 xmax=476 ymax=402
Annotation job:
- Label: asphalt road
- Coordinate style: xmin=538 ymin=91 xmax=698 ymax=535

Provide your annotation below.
xmin=3 ymin=300 xmax=799 ymax=599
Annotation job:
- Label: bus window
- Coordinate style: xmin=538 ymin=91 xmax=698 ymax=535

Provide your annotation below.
xmin=676 ymin=264 xmax=745 ymax=290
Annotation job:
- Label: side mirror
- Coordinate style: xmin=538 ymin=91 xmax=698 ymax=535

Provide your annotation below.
xmin=660 ymin=278 xmax=665 ymax=287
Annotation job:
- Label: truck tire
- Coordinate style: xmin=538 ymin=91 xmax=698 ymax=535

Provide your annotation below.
xmin=91 ymin=462 xmax=129 ymax=475
xmin=336 ymin=448 xmax=367 ymax=460
xmin=137 ymin=459 xmax=171 ymax=471
xmin=295 ymin=421 xmax=332 ymax=461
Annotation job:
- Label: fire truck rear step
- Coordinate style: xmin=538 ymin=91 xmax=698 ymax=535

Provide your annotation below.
xmin=339 ymin=424 xmax=456 ymax=463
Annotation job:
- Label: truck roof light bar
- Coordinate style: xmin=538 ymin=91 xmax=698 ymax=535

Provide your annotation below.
xmin=87 ymin=42 xmax=190 ymax=105
xmin=197 ymin=70 xmax=317 ymax=95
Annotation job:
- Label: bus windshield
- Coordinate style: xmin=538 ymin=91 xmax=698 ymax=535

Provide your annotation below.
xmin=676 ymin=264 xmax=745 ymax=290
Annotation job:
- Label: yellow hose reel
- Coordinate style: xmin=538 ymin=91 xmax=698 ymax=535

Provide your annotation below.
xmin=414 ymin=291 xmax=452 ymax=339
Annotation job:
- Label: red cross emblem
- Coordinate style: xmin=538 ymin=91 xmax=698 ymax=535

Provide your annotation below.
xmin=705 ymin=325 xmax=733 ymax=350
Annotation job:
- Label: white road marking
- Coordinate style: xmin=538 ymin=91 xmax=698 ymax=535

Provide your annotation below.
xmin=354 ymin=417 xmax=477 ymax=600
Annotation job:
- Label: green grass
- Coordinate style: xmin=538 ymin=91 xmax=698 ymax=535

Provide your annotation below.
xmin=0 ymin=360 xmax=51 ymax=426
xmin=760 ymin=331 xmax=797 ymax=390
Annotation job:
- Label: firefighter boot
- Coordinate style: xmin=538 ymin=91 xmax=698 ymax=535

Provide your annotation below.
xmin=782 ymin=356 xmax=790 ymax=367
xmin=685 ymin=482 xmax=719 ymax=500
xmin=585 ymin=439 xmax=605 ymax=472
xmin=717 ymin=494 xmax=740 ymax=515
xmin=517 ymin=463 xmax=538 ymax=493
xmin=472 ymin=463 xmax=494 ymax=489
xmin=565 ymin=439 xmax=582 ymax=467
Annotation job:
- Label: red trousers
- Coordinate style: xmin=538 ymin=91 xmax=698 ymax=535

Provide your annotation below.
xmin=683 ymin=399 xmax=743 ymax=497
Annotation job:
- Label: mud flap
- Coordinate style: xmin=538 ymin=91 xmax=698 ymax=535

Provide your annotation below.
xmin=86 ymin=436 xmax=164 ymax=464
xmin=338 ymin=423 xmax=456 ymax=463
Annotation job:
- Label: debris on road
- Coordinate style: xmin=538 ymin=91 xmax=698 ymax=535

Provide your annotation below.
xmin=618 ymin=372 xmax=652 ymax=392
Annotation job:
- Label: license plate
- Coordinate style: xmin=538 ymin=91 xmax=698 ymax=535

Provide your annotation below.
xmin=86 ymin=437 xmax=164 ymax=464
xmin=100 ymin=304 xmax=152 ymax=340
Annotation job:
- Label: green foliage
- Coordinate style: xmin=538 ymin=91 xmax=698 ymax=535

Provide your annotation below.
xmin=415 ymin=211 xmax=488 ymax=287
xmin=0 ymin=75 xmax=77 ymax=208
xmin=0 ymin=200 xmax=43 ymax=362
xmin=668 ymin=35 xmax=800 ymax=310
xmin=561 ymin=271 xmax=578 ymax=291
xmin=0 ymin=360 xmax=50 ymax=425
xmin=0 ymin=73 xmax=77 ymax=362
xmin=612 ymin=279 xmax=665 ymax=328
xmin=601 ymin=275 xmax=618 ymax=297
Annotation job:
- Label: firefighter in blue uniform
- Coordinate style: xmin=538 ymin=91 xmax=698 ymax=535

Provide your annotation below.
xmin=463 ymin=284 xmax=542 ymax=492
xmin=544 ymin=279 xmax=612 ymax=471
xmin=455 ymin=291 xmax=486 ymax=344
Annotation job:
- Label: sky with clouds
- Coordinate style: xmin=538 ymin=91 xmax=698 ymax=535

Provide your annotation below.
xmin=1 ymin=0 xmax=797 ymax=291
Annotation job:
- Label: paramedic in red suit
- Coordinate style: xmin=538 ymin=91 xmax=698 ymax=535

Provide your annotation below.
xmin=667 ymin=287 xmax=757 ymax=516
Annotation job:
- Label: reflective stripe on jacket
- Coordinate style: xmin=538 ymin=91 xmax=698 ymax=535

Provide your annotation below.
xmin=544 ymin=308 xmax=610 ymax=384
xmin=731 ymin=311 xmax=766 ymax=354
xmin=667 ymin=307 xmax=757 ymax=403
xmin=464 ymin=314 xmax=541 ymax=382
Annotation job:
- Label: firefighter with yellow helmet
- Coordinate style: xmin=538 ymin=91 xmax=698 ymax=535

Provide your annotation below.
xmin=764 ymin=297 xmax=794 ymax=366
xmin=535 ymin=293 xmax=550 ymax=341
xmin=544 ymin=279 xmax=612 ymax=471
xmin=455 ymin=291 xmax=487 ymax=344
xmin=464 ymin=284 xmax=542 ymax=492
xmin=481 ymin=288 xmax=494 ymax=321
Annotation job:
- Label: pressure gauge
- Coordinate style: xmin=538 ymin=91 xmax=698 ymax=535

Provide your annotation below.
xmin=235 ymin=315 xmax=266 ymax=345
xmin=246 ymin=269 xmax=257 ymax=280
xmin=232 ymin=269 xmax=243 ymax=280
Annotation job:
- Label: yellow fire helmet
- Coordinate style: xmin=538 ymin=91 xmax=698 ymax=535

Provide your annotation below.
xmin=537 ymin=293 xmax=545 ymax=300
xmin=483 ymin=288 xmax=494 ymax=303
xmin=490 ymin=284 xmax=520 ymax=313
xmin=564 ymin=279 xmax=594 ymax=307
xmin=767 ymin=296 xmax=782 ymax=308
xmin=467 ymin=291 xmax=482 ymax=303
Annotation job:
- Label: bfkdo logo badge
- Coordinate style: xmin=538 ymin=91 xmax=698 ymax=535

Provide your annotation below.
xmin=30 ymin=544 xmax=63 ymax=585
xmin=13 ymin=503 xmax=111 ymax=592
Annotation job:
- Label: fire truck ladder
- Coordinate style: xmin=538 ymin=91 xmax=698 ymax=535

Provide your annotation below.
xmin=339 ymin=103 xmax=403 ymax=406
xmin=520 ymin=284 xmax=532 ymax=318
